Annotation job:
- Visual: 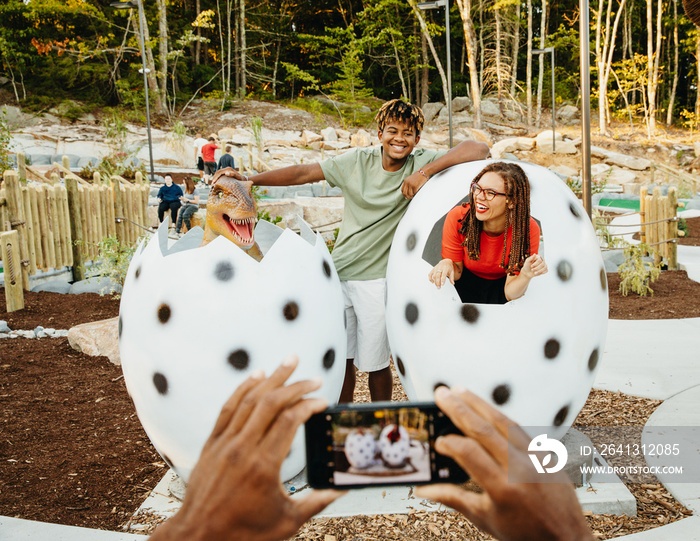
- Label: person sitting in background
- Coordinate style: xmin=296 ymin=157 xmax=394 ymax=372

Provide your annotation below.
xmin=148 ymin=357 xmax=594 ymax=541
xmin=175 ymin=177 xmax=200 ymax=236
xmin=157 ymin=175 xmax=183 ymax=228
xmin=217 ymin=144 xmax=236 ymax=171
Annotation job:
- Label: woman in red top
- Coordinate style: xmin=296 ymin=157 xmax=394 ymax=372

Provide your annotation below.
xmin=428 ymin=162 xmax=548 ymax=304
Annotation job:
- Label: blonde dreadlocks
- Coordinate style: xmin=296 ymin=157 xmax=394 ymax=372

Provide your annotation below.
xmin=375 ymin=99 xmax=425 ymax=135
xmin=458 ymin=162 xmax=533 ymax=274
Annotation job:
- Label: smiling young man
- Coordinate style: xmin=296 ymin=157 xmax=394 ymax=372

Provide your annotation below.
xmin=224 ymin=99 xmax=489 ymax=402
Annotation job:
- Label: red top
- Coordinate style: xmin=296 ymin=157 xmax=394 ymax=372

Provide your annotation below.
xmin=441 ymin=204 xmax=540 ymax=279
xmin=201 ymin=142 xmax=219 ymax=162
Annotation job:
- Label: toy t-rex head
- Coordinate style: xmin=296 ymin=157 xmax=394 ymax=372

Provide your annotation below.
xmin=202 ymin=167 xmax=257 ymax=250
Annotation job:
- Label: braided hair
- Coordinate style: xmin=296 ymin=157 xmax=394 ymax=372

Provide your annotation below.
xmin=375 ymin=99 xmax=425 ymax=135
xmin=457 ymin=162 xmax=532 ymax=274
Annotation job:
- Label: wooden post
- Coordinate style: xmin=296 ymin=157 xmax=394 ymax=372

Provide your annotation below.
xmin=62 ymin=155 xmax=71 ymax=172
xmin=112 ymin=177 xmax=125 ymax=243
xmin=65 ymin=176 xmax=86 ymax=281
xmin=60 ymin=188 xmax=73 ymax=267
xmin=20 ymin=185 xmax=37 ymax=276
xmin=17 ymin=151 xmax=26 ymax=181
xmin=3 ymin=170 xmax=30 ymax=290
xmin=1 ymin=231 xmax=24 ymax=311
xmin=49 ymin=186 xmax=64 ymax=268
xmin=668 ymin=187 xmax=678 ymax=270
xmin=37 ymin=185 xmax=56 ymax=269
xmin=652 ymin=187 xmax=663 ymax=266
xmin=639 ymin=186 xmax=647 ymax=245
xmin=28 ymin=186 xmax=44 ymax=270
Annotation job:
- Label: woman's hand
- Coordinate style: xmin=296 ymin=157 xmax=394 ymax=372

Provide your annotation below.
xmin=428 ymin=259 xmax=459 ymax=289
xmin=520 ymin=254 xmax=548 ymax=279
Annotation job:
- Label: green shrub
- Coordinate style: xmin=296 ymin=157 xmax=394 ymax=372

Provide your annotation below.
xmin=82 ymin=236 xmax=141 ymax=297
xmin=617 ymin=241 xmax=661 ymax=296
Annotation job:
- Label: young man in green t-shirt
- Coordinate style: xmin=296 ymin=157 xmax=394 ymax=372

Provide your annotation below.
xmin=226 ymin=99 xmax=489 ymax=402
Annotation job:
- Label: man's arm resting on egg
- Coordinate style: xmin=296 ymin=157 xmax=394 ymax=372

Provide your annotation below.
xmin=247 ymin=163 xmax=325 ymax=187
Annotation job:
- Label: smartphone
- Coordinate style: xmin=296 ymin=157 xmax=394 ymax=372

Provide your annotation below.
xmin=305 ymin=401 xmax=468 ymax=489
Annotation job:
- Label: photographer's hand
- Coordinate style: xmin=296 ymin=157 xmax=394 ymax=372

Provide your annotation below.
xmin=415 ymin=387 xmax=594 ymax=541
xmin=150 ymin=356 xmax=345 ymax=541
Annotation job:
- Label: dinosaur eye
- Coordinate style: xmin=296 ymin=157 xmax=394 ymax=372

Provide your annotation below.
xmin=218 ymin=191 xmax=223 ymax=199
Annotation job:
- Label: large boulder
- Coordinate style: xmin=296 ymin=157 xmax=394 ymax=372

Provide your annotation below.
xmin=422 ymin=102 xmax=444 ymax=124
xmin=68 ymin=317 xmax=121 ymax=365
xmin=480 ymin=98 xmax=501 ymax=117
xmin=301 ymin=129 xmax=322 ymax=146
xmin=350 ymin=129 xmax=372 ymax=147
xmin=451 ymin=96 xmax=471 ymax=113
xmin=557 ymin=105 xmax=579 ymax=123
xmin=321 ymin=127 xmax=338 ymax=142
xmin=591 ymin=146 xmax=651 ymax=171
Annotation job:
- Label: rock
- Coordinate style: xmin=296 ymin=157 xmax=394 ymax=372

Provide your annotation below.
xmin=217 ymin=127 xmax=238 ymax=141
xmin=491 ymin=137 xmax=536 ymax=158
xmin=480 ymin=99 xmax=501 ymax=117
xmin=350 ymin=129 xmax=371 ymax=147
xmin=591 ymin=163 xmax=612 ymax=179
xmin=549 ymin=164 xmax=579 ymax=178
xmin=31 ymin=280 xmax=72 ymax=294
xmin=561 ymin=429 xmax=595 ymax=486
xmin=336 ymin=129 xmax=351 ymax=142
xmin=422 ymin=102 xmax=444 ymax=124
xmin=591 ymin=146 xmax=651 ymax=170
xmin=460 ymin=127 xmax=493 ymax=145
xmin=33 ymin=326 xmax=46 ymax=338
xmin=694 ymin=141 xmax=700 ymax=158
xmin=0 ymin=321 xmax=10 ymax=333
xmin=606 ymin=166 xmax=638 ymax=185
xmin=301 ymin=130 xmax=322 ymax=146
xmin=535 ymin=130 xmax=564 ymax=146
xmin=538 ymin=139 xmax=578 ymax=155
xmin=69 ymin=276 xmax=122 ymax=295
xmin=451 ymin=96 xmax=471 ymax=113
xmin=2 ymin=105 xmax=32 ymax=128
xmin=68 ymin=317 xmax=121 ymax=365
xmin=321 ymin=127 xmax=338 ymax=142
xmin=319 ymin=140 xmax=350 ymax=151
xmin=557 ymin=104 xmax=579 ymax=123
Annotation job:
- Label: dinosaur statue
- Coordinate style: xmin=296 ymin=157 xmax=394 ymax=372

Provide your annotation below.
xmin=201 ymin=167 xmax=263 ymax=261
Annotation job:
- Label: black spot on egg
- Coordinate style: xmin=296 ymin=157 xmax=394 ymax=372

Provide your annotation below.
xmin=153 ymin=372 xmax=168 ymax=395
xmin=406 ymin=232 xmax=417 ymax=251
xmin=214 ymin=261 xmax=234 ymax=281
xmin=553 ymin=404 xmax=570 ymax=427
xmin=405 ymin=302 xmax=419 ymax=325
xmin=322 ymin=260 xmax=332 ymax=278
xmin=544 ymin=339 xmax=560 ymax=359
xmin=460 ymin=304 xmax=480 ymax=323
xmin=135 ymin=265 xmax=141 ymax=279
xmin=323 ymin=349 xmax=335 ymax=370
xmin=588 ymin=348 xmax=600 ymax=371
xmin=569 ymin=202 xmax=581 ymax=218
xmin=157 ymin=304 xmax=171 ymax=324
xmin=557 ymin=261 xmax=573 ymax=281
xmin=434 ymin=382 xmax=448 ymax=392
xmin=396 ymin=356 xmax=406 ymax=377
xmin=600 ymin=268 xmax=607 ymax=291
xmin=118 ymin=316 xmax=122 ymax=339
xmin=492 ymin=384 xmax=511 ymax=405
xmin=283 ymin=301 xmax=299 ymax=321
xmin=228 ymin=349 xmax=250 ymax=370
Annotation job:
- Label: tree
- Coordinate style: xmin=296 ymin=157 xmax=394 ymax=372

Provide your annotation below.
xmin=455 ymin=0 xmax=483 ymax=127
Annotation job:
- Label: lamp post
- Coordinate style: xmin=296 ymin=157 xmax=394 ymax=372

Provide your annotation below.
xmin=110 ymin=0 xmax=156 ymax=183
xmin=579 ymin=0 xmax=592 ymax=218
xmin=532 ymin=47 xmax=556 ymax=153
xmin=417 ymin=0 xmax=452 ymax=147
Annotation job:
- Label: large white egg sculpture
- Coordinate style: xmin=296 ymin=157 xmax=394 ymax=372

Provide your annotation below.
xmin=386 ymin=160 xmax=608 ymax=439
xmin=118 ymin=219 xmax=346 ymax=482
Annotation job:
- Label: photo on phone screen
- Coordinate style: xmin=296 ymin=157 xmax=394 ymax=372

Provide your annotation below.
xmin=305 ymin=402 xmax=468 ymax=489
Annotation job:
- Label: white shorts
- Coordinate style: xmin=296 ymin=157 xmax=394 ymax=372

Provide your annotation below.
xmin=341 ymin=278 xmax=390 ymax=372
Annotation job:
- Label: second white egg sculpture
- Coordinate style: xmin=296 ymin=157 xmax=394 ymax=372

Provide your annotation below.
xmin=118 ymin=220 xmax=346 ymax=482
xmin=386 ymin=160 xmax=608 ymax=439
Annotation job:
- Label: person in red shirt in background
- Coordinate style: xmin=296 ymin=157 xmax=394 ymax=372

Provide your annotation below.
xmin=201 ymin=135 xmax=220 ymax=184
xmin=429 ymin=162 xmax=547 ymax=304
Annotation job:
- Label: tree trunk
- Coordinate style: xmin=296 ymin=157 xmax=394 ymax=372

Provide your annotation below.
xmin=595 ymin=0 xmax=606 ymax=134
xmin=216 ymin=0 xmax=227 ymax=95
xmin=526 ymin=0 xmax=533 ymax=125
xmin=132 ymin=15 xmax=164 ymax=114
xmin=195 ymin=0 xmax=201 ymax=65
xmin=666 ymin=0 xmax=679 ymax=126
xmin=409 ymin=0 xmax=450 ymax=108
xmin=696 ymin=36 xmax=700 ymax=130
xmin=392 ymin=34 xmax=408 ymax=100
xmin=239 ymin=0 xmax=247 ymax=98
xmin=495 ymin=7 xmax=504 ymax=115
xmin=156 ymin=0 xmax=168 ymax=112
xmin=272 ymin=36 xmax=281 ymax=99
xmin=478 ymin=0 xmax=485 ymax=90
xmin=455 ymin=0 xmax=482 ymax=128
xmin=536 ymin=0 xmax=548 ymax=128
xmin=510 ymin=1 xmax=521 ymax=97
xmin=421 ymin=30 xmax=429 ymax=106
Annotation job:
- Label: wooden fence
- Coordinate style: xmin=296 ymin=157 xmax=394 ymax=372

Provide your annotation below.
xmin=640 ymin=186 xmax=679 ymax=269
xmin=0 ymin=154 xmax=150 ymax=293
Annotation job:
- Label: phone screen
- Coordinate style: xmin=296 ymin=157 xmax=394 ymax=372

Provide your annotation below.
xmin=306 ymin=402 xmax=467 ymax=489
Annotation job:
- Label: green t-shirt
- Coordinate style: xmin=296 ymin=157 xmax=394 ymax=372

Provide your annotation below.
xmin=321 ymin=147 xmax=446 ymax=281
